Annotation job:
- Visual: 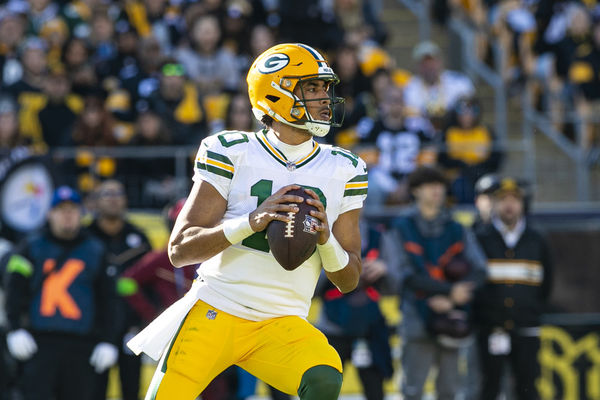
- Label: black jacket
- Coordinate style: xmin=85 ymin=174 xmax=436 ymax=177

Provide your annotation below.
xmin=474 ymin=222 xmax=553 ymax=329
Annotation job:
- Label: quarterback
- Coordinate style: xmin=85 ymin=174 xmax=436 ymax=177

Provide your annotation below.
xmin=128 ymin=43 xmax=368 ymax=399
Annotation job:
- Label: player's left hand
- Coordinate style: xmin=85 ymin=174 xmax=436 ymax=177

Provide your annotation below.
xmin=304 ymin=188 xmax=329 ymax=245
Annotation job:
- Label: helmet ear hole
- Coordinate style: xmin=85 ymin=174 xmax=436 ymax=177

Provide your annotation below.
xmin=266 ymin=95 xmax=280 ymax=103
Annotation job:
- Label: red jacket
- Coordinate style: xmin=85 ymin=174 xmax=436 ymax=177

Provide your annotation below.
xmin=118 ymin=250 xmax=196 ymax=323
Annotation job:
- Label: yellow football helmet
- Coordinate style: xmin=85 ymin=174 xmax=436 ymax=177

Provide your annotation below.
xmin=247 ymin=43 xmax=344 ymax=137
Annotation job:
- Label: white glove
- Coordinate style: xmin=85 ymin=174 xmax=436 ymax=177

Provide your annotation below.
xmin=89 ymin=342 xmax=118 ymax=373
xmin=6 ymin=329 xmax=37 ymax=361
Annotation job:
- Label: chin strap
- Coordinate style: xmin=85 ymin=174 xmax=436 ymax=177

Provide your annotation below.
xmin=254 ymin=104 xmax=331 ymax=137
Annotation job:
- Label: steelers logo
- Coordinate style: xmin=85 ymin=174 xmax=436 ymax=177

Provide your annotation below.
xmin=257 ymin=53 xmax=290 ymax=74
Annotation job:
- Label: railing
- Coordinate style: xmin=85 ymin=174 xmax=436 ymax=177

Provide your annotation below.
xmin=446 ymin=17 xmax=508 ymax=148
xmin=397 ymin=0 xmax=431 ymax=42
xmin=50 ymin=145 xmax=197 ymax=207
xmin=393 ymin=0 xmax=600 ymax=202
xmin=393 ymin=1 xmax=537 ymax=187
xmin=522 ymin=89 xmax=592 ymax=201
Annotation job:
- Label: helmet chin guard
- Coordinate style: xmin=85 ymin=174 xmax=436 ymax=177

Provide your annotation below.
xmin=247 ymin=43 xmax=345 ymax=137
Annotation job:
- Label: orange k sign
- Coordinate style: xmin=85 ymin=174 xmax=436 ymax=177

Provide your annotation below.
xmin=40 ymin=259 xmax=84 ymax=320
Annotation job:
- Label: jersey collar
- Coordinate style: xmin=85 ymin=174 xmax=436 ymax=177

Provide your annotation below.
xmin=256 ymin=130 xmax=321 ymax=170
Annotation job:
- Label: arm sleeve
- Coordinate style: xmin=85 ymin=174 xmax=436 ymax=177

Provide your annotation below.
xmin=382 ymin=228 xmax=452 ymax=296
xmin=192 ymin=133 xmax=239 ymax=200
xmin=119 ymin=252 xmax=161 ymax=322
xmin=462 ymin=227 xmax=488 ymax=288
xmin=4 ymin=248 xmax=33 ymax=332
xmin=339 ymin=154 xmax=368 ymax=214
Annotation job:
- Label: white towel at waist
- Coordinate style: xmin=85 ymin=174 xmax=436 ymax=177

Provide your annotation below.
xmin=127 ymin=280 xmax=202 ymax=361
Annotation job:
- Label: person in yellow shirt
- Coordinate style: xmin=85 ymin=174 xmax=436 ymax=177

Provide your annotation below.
xmin=438 ymin=96 xmax=503 ymax=203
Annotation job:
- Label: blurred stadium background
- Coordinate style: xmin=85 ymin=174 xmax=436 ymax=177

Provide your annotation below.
xmin=1 ymin=0 xmax=600 ymax=398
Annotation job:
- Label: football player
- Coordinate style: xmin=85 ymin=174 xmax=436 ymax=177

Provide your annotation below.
xmin=128 ymin=43 xmax=369 ymax=399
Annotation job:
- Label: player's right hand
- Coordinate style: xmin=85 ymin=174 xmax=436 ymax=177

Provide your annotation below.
xmin=249 ymin=184 xmax=304 ymax=232
xmin=6 ymin=329 xmax=37 ymax=361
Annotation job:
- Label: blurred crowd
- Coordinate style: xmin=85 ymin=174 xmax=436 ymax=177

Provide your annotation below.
xmin=0 ymin=0 xmax=505 ymax=214
xmin=446 ymin=0 xmax=600 ymax=149
xmin=0 ymin=0 xmax=566 ymax=399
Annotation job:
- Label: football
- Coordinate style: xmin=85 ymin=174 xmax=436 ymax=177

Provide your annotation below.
xmin=267 ymin=188 xmax=320 ymax=271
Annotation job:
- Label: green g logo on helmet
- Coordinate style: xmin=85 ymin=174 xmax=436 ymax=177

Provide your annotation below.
xmin=257 ymin=53 xmax=290 ymax=74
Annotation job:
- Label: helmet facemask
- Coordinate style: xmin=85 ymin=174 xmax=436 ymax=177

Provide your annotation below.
xmin=286 ymin=75 xmax=345 ymax=137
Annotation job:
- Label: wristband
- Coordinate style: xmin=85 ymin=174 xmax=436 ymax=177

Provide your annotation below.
xmin=317 ymin=234 xmax=349 ymax=273
xmin=222 ymin=214 xmax=254 ymax=244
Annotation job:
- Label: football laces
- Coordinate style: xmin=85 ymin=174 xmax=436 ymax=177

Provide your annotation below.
xmin=284 ymin=204 xmax=296 ymax=238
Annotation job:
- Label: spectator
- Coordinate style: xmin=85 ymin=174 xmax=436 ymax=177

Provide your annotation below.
xmin=331 ymin=44 xmax=372 ymax=130
xmin=95 ymin=20 xmax=139 ymax=83
xmin=472 ymin=173 xmax=499 ymax=233
xmin=552 ymin=6 xmax=591 ymax=87
xmin=234 ymin=23 xmax=277 ymax=85
xmin=438 ymin=96 xmax=503 ymax=203
xmin=248 ymin=24 xmax=276 ymax=60
xmin=356 ymin=85 xmax=434 ymax=207
xmin=221 ymin=0 xmax=254 ymax=62
xmin=125 ymin=101 xmax=178 ymax=208
xmin=0 ymin=8 xmax=28 ymax=87
xmin=474 ymin=177 xmax=553 ymax=400
xmin=127 ymin=0 xmax=183 ymax=54
xmin=88 ymin=179 xmax=152 ymax=400
xmin=174 ymin=14 xmax=241 ymax=94
xmin=569 ymin=16 xmax=600 ymax=148
xmin=39 ymin=68 xmax=80 ymax=147
xmin=118 ymin=35 xmax=164 ymax=104
xmin=129 ymin=101 xmax=172 ymax=147
xmin=489 ymin=0 xmax=537 ymax=88
xmin=345 ymin=68 xmax=396 ymax=133
xmin=222 ymin=91 xmax=256 ymax=133
xmin=278 ymin=0 xmax=344 ymax=52
xmin=61 ymin=37 xmax=98 ymax=96
xmin=533 ymin=5 xmax=591 ymax=137
xmin=0 ymin=237 xmax=15 ymax=400
xmin=71 ymin=91 xmax=117 ymax=147
xmin=89 ymin=11 xmax=117 ymax=69
xmin=117 ymin=198 xmax=195 ymax=326
xmin=146 ymin=60 xmax=208 ymax=144
xmin=382 ymin=166 xmax=487 ymax=400
xmin=5 ymin=37 xmax=49 ymax=150
xmin=25 ymin=0 xmax=59 ymax=36
xmin=4 ymin=186 xmax=119 ymax=400
xmin=334 ymin=0 xmax=388 ymax=45
xmin=61 ymin=37 xmax=89 ymax=77
xmin=0 ymin=95 xmax=29 ymax=154
xmin=39 ymin=17 xmax=69 ymax=72
xmin=403 ymin=41 xmax=475 ymax=135
xmin=315 ymin=218 xmax=394 ymax=400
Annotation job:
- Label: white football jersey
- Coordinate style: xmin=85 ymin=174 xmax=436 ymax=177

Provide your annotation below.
xmin=191 ymin=130 xmax=368 ymax=321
